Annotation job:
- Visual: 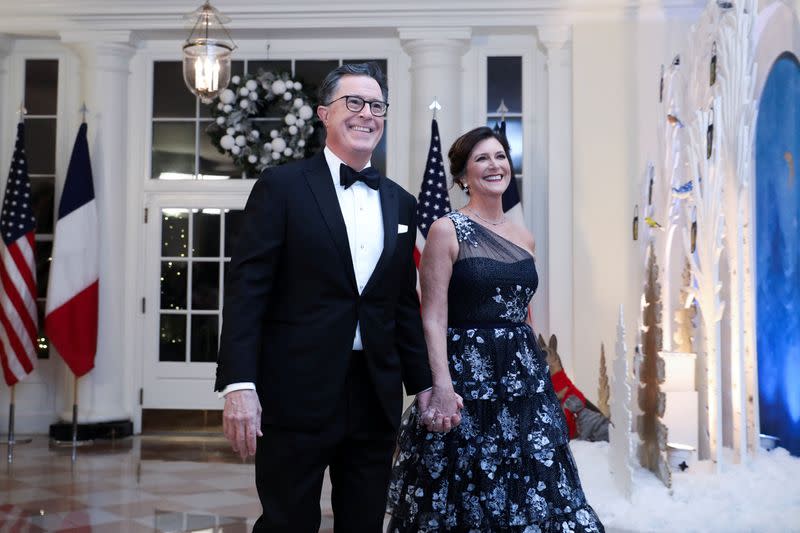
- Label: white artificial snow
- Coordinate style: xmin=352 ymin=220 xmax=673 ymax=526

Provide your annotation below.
xmin=571 ymin=440 xmax=800 ymax=533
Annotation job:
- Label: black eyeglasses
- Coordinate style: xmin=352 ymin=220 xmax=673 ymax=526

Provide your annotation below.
xmin=325 ymin=95 xmax=389 ymax=117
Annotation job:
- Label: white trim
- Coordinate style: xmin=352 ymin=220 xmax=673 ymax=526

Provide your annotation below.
xmin=1 ymin=1 xmax=704 ymax=37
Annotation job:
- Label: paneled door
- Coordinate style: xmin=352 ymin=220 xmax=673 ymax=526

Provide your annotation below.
xmin=142 ymin=193 xmax=247 ymax=409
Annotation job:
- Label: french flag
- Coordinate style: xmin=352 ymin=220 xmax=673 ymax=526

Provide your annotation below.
xmin=45 ymin=123 xmax=98 ymax=377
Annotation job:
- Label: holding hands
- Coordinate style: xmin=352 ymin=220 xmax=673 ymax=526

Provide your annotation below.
xmin=417 ymin=384 xmax=463 ymax=433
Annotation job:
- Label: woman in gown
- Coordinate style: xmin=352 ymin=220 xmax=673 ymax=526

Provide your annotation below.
xmin=386 ymin=127 xmax=604 ymax=532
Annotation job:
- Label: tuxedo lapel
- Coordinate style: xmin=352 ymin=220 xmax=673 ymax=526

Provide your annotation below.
xmin=304 ymin=153 xmax=357 ymax=290
xmin=363 ymin=177 xmax=398 ymax=294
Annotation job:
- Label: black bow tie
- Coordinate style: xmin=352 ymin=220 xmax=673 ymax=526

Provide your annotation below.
xmin=340 ymin=163 xmax=381 ymax=190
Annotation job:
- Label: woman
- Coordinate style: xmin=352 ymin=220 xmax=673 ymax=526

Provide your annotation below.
xmin=386 ymin=127 xmax=604 ymax=532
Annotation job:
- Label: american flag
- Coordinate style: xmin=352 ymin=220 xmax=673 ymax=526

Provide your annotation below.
xmin=0 ymin=122 xmax=39 ymax=386
xmin=414 ymin=119 xmax=451 ymax=265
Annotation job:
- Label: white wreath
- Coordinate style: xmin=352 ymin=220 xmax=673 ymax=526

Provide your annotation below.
xmin=207 ymin=71 xmax=316 ymax=177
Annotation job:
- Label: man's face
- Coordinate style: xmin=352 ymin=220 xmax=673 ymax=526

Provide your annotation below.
xmin=317 ymin=75 xmax=385 ymax=164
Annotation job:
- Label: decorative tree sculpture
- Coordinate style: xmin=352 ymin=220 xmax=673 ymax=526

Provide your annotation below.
xmin=638 ymin=243 xmax=671 ymax=488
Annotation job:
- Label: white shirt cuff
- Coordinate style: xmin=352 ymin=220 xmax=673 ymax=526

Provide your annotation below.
xmin=218 ymin=382 xmax=256 ymax=399
xmin=416 ymin=386 xmax=433 ymax=395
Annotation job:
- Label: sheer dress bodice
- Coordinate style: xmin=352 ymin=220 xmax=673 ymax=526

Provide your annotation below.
xmin=447 ymin=211 xmax=538 ymax=328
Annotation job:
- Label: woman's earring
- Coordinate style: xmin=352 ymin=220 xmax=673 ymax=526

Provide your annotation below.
xmin=459 ymin=181 xmax=470 ymax=194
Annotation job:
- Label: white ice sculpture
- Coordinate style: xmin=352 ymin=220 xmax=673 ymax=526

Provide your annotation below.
xmin=610 ymin=305 xmax=635 ymax=499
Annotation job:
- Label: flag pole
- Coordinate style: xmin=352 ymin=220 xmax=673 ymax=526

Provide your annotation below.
xmin=496 ymin=99 xmax=508 ymax=122
xmin=428 ymin=98 xmax=441 ymax=120
xmin=71 ymin=375 xmax=78 ymax=462
xmin=7 ymin=385 xmax=14 ymax=462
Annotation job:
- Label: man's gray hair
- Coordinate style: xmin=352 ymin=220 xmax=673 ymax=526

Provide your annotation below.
xmin=318 ymin=62 xmax=388 ymax=106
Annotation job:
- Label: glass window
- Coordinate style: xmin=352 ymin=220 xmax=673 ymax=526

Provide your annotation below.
xmin=24 ymin=59 xmax=58 ymax=359
xmin=158 ymin=207 xmax=243 ymax=363
xmin=487 ymin=57 xmax=522 ymax=113
xmin=295 ymin=60 xmax=339 ymax=99
xmin=152 ymin=122 xmax=195 ymax=179
xmin=152 ymin=57 xmax=390 ymax=180
xmin=25 ymin=119 xmax=57 ymax=175
xmin=486 ymin=56 xmax=523 ymax=178
xmin=30 ymin=178 xmax=54 ymax=235
xmin=24 ymin=60 xmax=58 ymax=116
xmin=153 ymin=61 xmax=196 ymax=118
xmin=248 ymin=60 xmax=291 ymax=76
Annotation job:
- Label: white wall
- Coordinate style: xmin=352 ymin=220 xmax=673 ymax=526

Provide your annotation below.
xmin=571 ymin=16 xmax=691 ymax=396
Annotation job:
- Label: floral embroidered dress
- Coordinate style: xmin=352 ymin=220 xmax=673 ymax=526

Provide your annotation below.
xmin=386 ymin=212 xmax=604 ymax=533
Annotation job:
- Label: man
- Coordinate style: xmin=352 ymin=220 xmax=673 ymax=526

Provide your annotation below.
xmin=215 ymin=62 xmax=455 ymax=532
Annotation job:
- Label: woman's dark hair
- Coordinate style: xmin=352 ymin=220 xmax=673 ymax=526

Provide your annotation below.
xmin=448 ymin=126 xmax=512 ymax=189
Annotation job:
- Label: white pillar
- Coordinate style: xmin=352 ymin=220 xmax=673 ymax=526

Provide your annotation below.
xmin=0 ymin=35 xmax=14 ymax=167
xmin=58 ymin=31 xmax=135 ymax=423
xmin=400 ymin=28 xmax=470 ymax=198
xmin=538 ymin=26 xmax=574 ymax=375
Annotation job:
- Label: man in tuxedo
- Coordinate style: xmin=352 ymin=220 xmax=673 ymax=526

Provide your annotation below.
xmin=215 ymin=62 xmax=454 ymax=532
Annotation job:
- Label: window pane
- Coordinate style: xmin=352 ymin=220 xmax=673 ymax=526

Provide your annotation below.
xmin=198 ymin=121 xmax=240 ymax=179
xmin=305 ymin=123 xmax=326 ymax=160
xmin=152 ymin=122 xmax=195 ymax=179
xmin=153 ymin=61 xmax=196 ymax=118
xmin=224 ymin=210 xmax=244 ymax=257
xmin=192 ymin=262 xmax=220 ymax=311
xmin=161 ymin=261 xmax=187 ymax=310
xmin=190 ymin=315 xmax=218 ymax=362
xmin=295 ymin=60 xmax=338 ymax=101
xmin=35 ymin=241 xmax=51 ymax=297
xmin=159 ymin=314 xmax=186 ymax=362
xmin=25 ymin=119 xmax=56 ymax=175
xmin=247 ymin=60 xmax=291 ymax=76
xmin=31 ymin=178 xmax=54 ymax=235
xmin=25 ymin=60 xmax=59 ymax=116
xmin=36 ymin=299 xmax=48 ymax=359
xmin=231 ymin=60 xmax=245 ymax=78
xmin=192 ymin=210 xmax=220 ymax=257
xmin=486 ymin=117 xmax=523 ymax=175
xmin=372 ymin=122 xmax=387 ymax=176
xmin=487 ymin=57 xmax=522 ymax=114
xmin=161 ymin=210 xmax=189 ymax=257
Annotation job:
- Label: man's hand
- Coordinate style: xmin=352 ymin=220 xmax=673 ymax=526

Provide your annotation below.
xmin=223 ymin=389 xmax=263 ymax=459
xmin=417 ymin=385 xmax=463 ymax=433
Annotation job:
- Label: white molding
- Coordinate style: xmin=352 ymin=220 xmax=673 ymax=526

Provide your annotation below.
xmin=537 ymin=25 xmax=573 ymax=49
xmin=0 ymin=1 xmax=704 ymax=37
xmin=398 ymin=27 xmax=472 ymax=41
xmin=60 ymin=30 xmax=134 ymax=45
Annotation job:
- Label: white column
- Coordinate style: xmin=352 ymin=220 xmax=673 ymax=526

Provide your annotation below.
xmin=0 ymin=35 xmax=14 ymax=165
xmin=400 ymin=28 xmax=470 ymax=197
xmin=538 ymin=26 xmax=574 ymax=375
xmin=59 ymin=31 xmax=135 ymax=423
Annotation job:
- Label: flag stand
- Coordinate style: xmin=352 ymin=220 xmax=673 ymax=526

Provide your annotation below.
xmin=52 ymin=376 xmax=93 ymax=460
xmin=2 ymin=386 xmax=33 ymax=464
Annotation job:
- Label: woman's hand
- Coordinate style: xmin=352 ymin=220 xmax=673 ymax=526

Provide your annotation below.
xmin=418 ymin=384 xmax=464 ymax=433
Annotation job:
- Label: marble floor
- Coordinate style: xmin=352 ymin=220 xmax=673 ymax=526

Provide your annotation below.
xmin=0 ymin=434 xmax=346 ymax=532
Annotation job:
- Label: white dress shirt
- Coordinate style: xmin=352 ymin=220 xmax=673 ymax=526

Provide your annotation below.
xmin=220 ymin=147 xmax=384 ymax=397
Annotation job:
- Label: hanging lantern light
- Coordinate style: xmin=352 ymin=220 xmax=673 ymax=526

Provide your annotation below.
xmin=182 ymin=1 xmax=237 ymax=104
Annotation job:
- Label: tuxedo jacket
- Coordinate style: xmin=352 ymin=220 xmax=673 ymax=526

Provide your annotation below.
xmin=215 ymin=151 xmax=431 ymax=431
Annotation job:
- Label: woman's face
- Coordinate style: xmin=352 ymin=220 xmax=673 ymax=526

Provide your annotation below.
xmin=462 ymin=137 xmax=511 ymax=199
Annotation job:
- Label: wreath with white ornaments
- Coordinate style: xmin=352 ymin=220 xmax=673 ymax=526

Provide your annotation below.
xmin=207 ymin=71 xmax=316 ymax=177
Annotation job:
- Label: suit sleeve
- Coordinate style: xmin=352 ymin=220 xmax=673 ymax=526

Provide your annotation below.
xmin=394 ymin=196 xmax=432 ymax=395
xmin=214 ymin=172 xmax=286 ymax=391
